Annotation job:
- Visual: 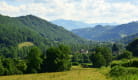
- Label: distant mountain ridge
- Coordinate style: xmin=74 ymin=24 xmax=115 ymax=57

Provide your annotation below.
xmin=51 ymin=19 xmax=117 ymax=30
xmin=72 ymin=21 xmax=138 ymax=41
xmin=120 ymin=33 xmax=138 ymax=44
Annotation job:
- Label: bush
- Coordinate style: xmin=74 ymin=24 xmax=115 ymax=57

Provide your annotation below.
xmin=110 ymin=65 xmax=138 ymax=77
xmin=111 ymin=58 xmax=138 ymax=68
xmin=81 ymin=63 xmax=91 ymax=68
xmin=90 ymin=53 xmax=106 ymax=68
xmin=130 ymin=59 xmax=138 ymax=67
xmin=117 ymin=50 xmax=132 ymax=59
xmin=110 ymin=66 xmax=127 ymax=76
xmin=72 ymin=62 xmax=79 ymax=66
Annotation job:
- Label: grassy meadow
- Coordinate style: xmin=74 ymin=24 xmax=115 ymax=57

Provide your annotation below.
xmin=18 ymin=42 xmax=34 ymax=49
xmin=0 ymin=66 xmax=111 ymax=80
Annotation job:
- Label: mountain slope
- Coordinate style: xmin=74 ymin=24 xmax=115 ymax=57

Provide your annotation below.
xmin=72 ymin=25 xmax=115 ymax=40
xmin=120 ymin=33 xmax=138 ymax=44
xmin=72 ymin=22 xmax=138 ymax=41
xmin=0 ymin=15 xmax=49 ymax=47
xmin=17 ymin=15 xmax=85 ymax=43
xmin=0 ymin=14 xmax=85 ymax=48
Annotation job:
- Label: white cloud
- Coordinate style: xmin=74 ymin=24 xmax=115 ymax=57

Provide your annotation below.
xmin=0 ymin=0 xmax=138 ymax=24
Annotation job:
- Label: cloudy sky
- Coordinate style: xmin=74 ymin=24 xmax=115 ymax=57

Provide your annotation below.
xmin=0 ymin=0 xmax=138 ymax=24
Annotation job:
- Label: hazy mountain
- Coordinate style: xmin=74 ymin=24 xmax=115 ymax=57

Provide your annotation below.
xmin=72 ymin=21 xmax=138 ymax=41
xmin=51 ymin=19 xmax=117 ymax=30
xmin=120 ymin=33 xmax=138 ymax=44
xmin=72 ymin=25 xmax=116 ymax=41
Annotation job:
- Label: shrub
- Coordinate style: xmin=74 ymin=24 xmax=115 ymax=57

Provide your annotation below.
xmin=72 ymin=62 xmax=79 ymax=66
xmin=110 ymin=66 xmax=127 ymax=76
xmin=110 ymin=65 xmax=138 ymax=77
xmin=81 ymin=63 xmax=91 ymax=68
xmin=111 ymin=58 xmax=138 ymax=68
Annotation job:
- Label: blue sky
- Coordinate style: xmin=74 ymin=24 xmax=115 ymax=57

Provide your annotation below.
xmin=0 ymin=0 xmax=138 ymax=24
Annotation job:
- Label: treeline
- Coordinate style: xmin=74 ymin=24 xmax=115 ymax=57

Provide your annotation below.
xmin=0 ymin=45 xmax=71 ymax=75
xmin=71 ymin=38 xmax=137 ymax=68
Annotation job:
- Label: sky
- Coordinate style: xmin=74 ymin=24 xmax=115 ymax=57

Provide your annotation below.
xmin=0 ymin=0 xmax=138 ymax=24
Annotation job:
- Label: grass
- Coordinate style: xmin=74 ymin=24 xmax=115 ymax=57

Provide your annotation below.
xmin=18 ymin=42 xmax=34 ymax=49
xmin=112 ymin=74 xmax=138 ymax=80
xmin=0 ymin=66 xmax=111 ymax=80
xmin=110 ymin=58 xmax=138 ymax=80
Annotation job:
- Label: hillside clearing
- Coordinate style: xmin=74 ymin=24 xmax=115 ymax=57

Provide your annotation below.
xmin=18 ymin=42 xmax=34 ymax=48
xmin=0 ymin=66 xmax=111 ymax=80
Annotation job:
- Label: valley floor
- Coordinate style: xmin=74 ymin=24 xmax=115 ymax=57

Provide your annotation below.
xmin=0 ymin=66 xmax=111 ymax=80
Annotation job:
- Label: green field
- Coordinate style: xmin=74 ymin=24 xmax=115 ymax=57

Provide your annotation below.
xmin=0 ymin=66 xmax=111 ymax=80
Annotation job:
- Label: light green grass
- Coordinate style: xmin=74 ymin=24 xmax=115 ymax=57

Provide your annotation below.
xmin=0 ymin=66 xmax=111 ymax=80
xmin=112 ymin=74 xmax=138 ymax=80
xmin=18 ymin=42 xmax=34 ymax=49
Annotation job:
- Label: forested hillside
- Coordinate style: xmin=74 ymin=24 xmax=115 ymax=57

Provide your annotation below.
xmin=0 ymin=14 xmax=86 ymax=48
xmin=120 ymin=33 xmax=138 ymax=44
xmin=17 ymin=15 xmax=85 ymax=43
xmin=72 ymin=25 xmax=114 ymax=40
xmin=0 ymin=15 xmax=49 ymax=48
xmin=72 ymin=22 xmax=138 ymax=41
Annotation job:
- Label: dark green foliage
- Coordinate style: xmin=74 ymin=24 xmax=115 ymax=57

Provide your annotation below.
xmin=81 ymin=63 xmax=92 ymax=68
xmin=126 ymin=38 xmax=138 ymax=57
xmin=117 ymin=50 xmax=132 ymax=59
xmin=72 ymin=53 xmax=83 ymax=63
xmin=112 ymin=44 xmax=120 ymax=55
xmin=26 ymin=47 xmax=43 ymax=73
xmin=14 ymin=59 xmax=27 ymax=73
xmin=0 ymin=57 xmax=4 ymax=75
xmin=0 ymin=58 xmax=27 ymax=75
xmin=17 ymin=15 xmax=85 ymax=44
xmin=110 ymin=66 xmax=128 ymax=76
xmin=17 ymin=47 xmax=31 ymax=59
xmin=0 ymin=23 xmax=48 ymax=47
xmin=46 ymin=45 xmax=71 ymax=72
xmin=95 ymin=47 xmax=112 ymax=66
xmin=2 ymin=58 xmax=23 ymax=75
xmin=110 ymin=66 xmax=138 ymax=77
xmin=90 ymin=53 xmax=106 ymax=67
xmin=0 ymin=14 xmax=85 ymax=46
xmin=129 ymin=60 xmax=138 ymax=67
xmin=72 ymin=62 xmax=79 ymax=65
xmin=90 ymin=47 xmax=112 ymax=67
xmin=0 ymin=14 xmax=88 ymax=58
xmin=72 ymin=53 xmax=90 ymax=64
xmin=82 ymin=54 xmax=91 ymax=63
xmin=0 ymin=47 xmax=18 ymax=58
xmin=111 ymin=58 xmax=138 ymax=68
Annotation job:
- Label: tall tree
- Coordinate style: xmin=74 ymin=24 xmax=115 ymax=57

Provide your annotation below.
xmin=95 ymin=47 xmax=112 ymax=66
xmin=112 ymin=44 xmax=120 ymax=55
xmin=26 ymin=47 xmax=43 ymax=73
xmin=46 ymin=45 xmax=71 ymax=72
xmin=126 ymin=38 xmax=138 ymax=57
xmin=90 ymin=52 xmax=106 ymax=67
